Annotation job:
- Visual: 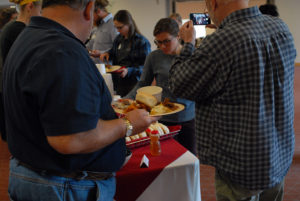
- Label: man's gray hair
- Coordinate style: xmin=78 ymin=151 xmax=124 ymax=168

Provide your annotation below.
xmin=42 ymin=0 xmax=92 ymax=10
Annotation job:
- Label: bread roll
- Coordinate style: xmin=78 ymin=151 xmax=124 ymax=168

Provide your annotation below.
xmin=130 ymin=135 xmax=139 ymax=140
xmin=158 ymin=123 xmax=169 ymax=134
xmin=152 ymin=123 xmax=164 ymax=136
xmin=125 ymin=137 xmax=131 ymax=142
xmin=136 ymin=92 xmax=158 ymax=108
xmin=139 ymin=131 xmax=147 ymax=138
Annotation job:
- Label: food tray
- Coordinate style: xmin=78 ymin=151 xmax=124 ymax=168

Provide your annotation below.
xmin=126 ymin=125 xmax=181 ymax=149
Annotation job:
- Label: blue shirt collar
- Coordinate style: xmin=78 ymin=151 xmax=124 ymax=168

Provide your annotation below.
xmin=102 ymin=13 xmax=113 ymax=24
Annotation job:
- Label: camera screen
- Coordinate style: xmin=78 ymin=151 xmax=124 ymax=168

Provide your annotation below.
xmin=190 ymin=13 xmax=211 ymax=25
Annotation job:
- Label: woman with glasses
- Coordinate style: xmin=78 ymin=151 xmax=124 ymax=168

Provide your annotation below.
xmin=125 ymin=18 xmax=196 ymax=155
xmin=87 ymin=0 xmax=118 ymax=64
xmin=100 ymin=10 xmax=151 ymax=97
xmin=0 ymin=0 xmax=42 ymax=141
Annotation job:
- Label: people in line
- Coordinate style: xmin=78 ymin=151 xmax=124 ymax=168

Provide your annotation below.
xmin=0 ymin=0 xmax=42 ymax=142
xmin=125 ymin=18 xmax=196 ymax=155
xmin=168 ymin=0 xmax=296 ymax=200
xmin=100 ymin=10 xmax=151 ymax=97
xmin=87 ymin=0 xmax=118 ymax=64
xmin=3 ymin=0 xmax=159 ymax=200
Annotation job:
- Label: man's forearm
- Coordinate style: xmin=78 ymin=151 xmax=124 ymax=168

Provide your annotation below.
xmin=47 ymin=119 xmax=126 ymax=154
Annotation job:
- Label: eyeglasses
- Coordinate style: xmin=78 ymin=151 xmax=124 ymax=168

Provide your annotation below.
xmin=154 ymin=37 xmax=174 ymax=46
xmin=116 ymin=25 xmax=124 ymax=30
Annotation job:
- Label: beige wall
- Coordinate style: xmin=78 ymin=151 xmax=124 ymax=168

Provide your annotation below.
xmin=276 ymin=0 xmax=300 ymax=63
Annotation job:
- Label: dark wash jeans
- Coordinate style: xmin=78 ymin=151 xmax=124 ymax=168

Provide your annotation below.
xmin=8 ymin=158 xmax=116 ymax=201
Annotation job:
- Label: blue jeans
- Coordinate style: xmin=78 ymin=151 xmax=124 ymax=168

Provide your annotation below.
xmin=8 ymin=158 xmax=116 ymax=201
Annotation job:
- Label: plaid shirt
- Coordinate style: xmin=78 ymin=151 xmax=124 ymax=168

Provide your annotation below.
xmin=169 ymin=7 xmax=296 ymax=190
xmin=109 ymin=33 xmax=151 ymax=78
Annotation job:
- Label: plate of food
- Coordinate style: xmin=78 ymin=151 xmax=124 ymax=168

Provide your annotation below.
xmin=111 ymin=93 xmax=185 ymax=116
xmin=105 ymin=65 xmax=122 ymax=73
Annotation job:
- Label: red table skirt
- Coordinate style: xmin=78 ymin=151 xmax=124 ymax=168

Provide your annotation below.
xmin=115 ymin=139 xmax=187 ymax=201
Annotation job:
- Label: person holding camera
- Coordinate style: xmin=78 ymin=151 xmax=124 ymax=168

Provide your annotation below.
xmin=3 ymin=0 xmax=159 ymax=200
xmin=100 ymin=10 xmax=151 ymax=97
xmin=169 ymin=0 xmax=296 ymax=200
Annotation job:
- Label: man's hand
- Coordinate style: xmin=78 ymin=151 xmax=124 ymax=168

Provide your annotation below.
xmin=118 ymin=67 xmax=128 ymax=78
xmin=89 ymin=49 xmax=101 ymax=58
xmin=125 ymin=109 xmax=160 ymax=135
xmin=100 ymin=52 xmax=109 ymax=62
xmin=180 ymin=21 xmax=196 ymax=46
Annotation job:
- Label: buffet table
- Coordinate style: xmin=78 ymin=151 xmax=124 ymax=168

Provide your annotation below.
xmin=115 ymin=139 xmax=201 ymax=201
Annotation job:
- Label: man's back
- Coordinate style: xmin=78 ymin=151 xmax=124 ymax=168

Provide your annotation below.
xmin=3 ymin=16 xmax=126 ymax=173
xmin=169 ymin=6 xmax=297 ymax=190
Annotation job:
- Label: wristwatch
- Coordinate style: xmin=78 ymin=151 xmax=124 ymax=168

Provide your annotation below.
xmin=122 ymin=116 xmax=133 ymax=137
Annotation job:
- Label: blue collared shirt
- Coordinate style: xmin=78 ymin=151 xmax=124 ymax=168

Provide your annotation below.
xmin=169 ymin=7 xmax=296 ymax=190
xmin=3 ymin=16 xmax=126 ymax=173
xmin=86 ymin=13 xmax=118 ymax=55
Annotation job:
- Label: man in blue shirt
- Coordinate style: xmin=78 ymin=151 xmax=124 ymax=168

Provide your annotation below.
xmin=3 ymin=0 xmax=159 ymax=200
xmin=169 ymin=0 xmax=296 ymax=200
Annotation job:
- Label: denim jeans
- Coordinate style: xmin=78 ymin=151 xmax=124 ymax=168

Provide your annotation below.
xmin=8 ymin=158 xmax=116 ymax=201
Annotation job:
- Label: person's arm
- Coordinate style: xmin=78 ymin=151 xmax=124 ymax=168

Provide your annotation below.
xmin=47 ymin=109 xmax=160 ymax=154
xmin=168 ymin=21 xmax=227 ymax=101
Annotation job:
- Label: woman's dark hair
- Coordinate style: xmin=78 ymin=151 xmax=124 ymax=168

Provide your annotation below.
xmin=0 ymin=8 xmax=17 ymax=29
xmin=114 ymin=10 xmax=141 ymax=39
xmin=153 ymin=18 xmax=179 ymax=37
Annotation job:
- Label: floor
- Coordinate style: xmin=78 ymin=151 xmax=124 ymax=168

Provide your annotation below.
xmin=1 ymin=68 xmax=300 ymax=201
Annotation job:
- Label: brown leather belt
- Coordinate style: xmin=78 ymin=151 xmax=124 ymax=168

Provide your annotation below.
xmin=17 ymin=160 xmax=113 ymax=181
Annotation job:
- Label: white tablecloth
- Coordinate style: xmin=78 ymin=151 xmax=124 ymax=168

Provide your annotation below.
xmin=136 ymin=151 xmax=201 ymax=201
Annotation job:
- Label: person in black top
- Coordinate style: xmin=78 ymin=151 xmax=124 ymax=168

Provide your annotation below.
xmin=0 ymin=0 xmax=42 ymax=142
xmin=3 ymin=0 xmax=159 ymax=200
xmin=100 ymin=10 xmax=151 ymax=97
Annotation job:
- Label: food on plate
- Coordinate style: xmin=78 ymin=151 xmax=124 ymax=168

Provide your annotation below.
xmin=111 ymin=99 xmax=132 ymax=110
xmin=136 ymin=92 xmax=158 ymax=108
xmin=150 ymin=98 xmax=179 ymax=115
xmin=113 ymin=95 xmax=182 ymax=116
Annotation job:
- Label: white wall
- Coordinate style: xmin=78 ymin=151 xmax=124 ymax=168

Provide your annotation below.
xmin=108 ymin=0 xmax=170 ymax=50
xmin=276 ymin=0 xmax=300 ymax=63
